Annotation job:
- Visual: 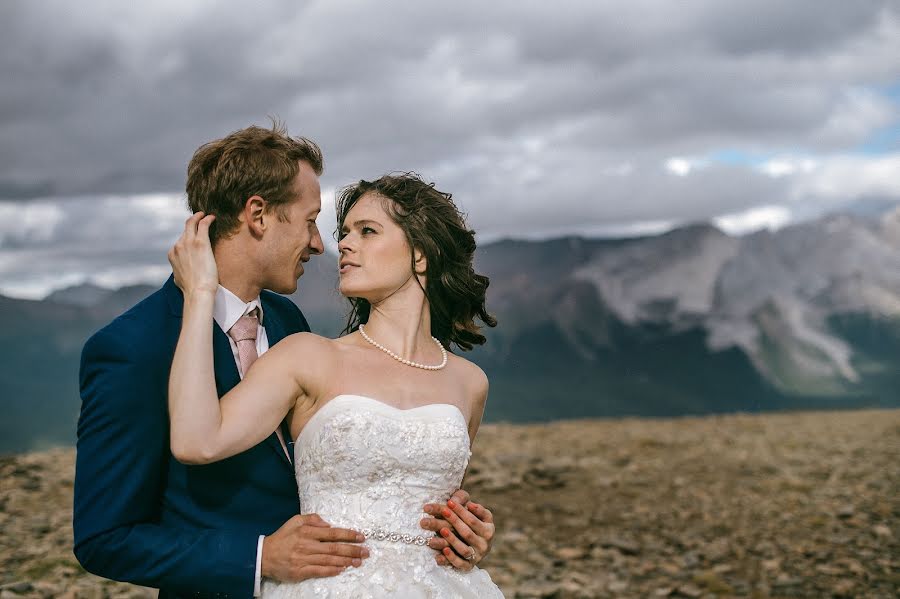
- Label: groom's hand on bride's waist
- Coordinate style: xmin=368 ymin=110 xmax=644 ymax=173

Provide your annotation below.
xmin=421 ymin=489 xmax=495 ymax=572
xmin=261 ymin=513 xmax=369 ymax=582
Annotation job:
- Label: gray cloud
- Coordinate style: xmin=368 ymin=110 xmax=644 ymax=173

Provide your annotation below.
xmin=1 ymin=0 xmax=899 ymax=296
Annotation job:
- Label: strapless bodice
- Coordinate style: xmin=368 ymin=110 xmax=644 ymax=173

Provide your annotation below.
xmin=294 ymin=395 xmax=471 ymax=538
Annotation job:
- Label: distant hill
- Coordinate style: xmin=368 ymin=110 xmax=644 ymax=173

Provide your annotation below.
xmin=1 ymin=208 xmax=898 ymax=453
xmin=46 ymin=283 xmax=157 ymax=311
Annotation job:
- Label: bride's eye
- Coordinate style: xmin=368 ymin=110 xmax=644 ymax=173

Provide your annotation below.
xmin=362 ymin=226 xmax=376 ymax=235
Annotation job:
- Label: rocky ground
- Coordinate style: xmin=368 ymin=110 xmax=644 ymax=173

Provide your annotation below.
xmin=1 ymin=408 xmax=897 ymax=598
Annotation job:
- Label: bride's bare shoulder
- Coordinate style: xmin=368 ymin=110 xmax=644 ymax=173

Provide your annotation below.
xmin=270 ymin=332 xmax=341 ymax=362
xmin=286 ymin=331 xmax=345 ymax=348
xmin=448 ymin=353 xmax=489 ymax=400
xmin=264 ymin=333 xmax=345 ymax=390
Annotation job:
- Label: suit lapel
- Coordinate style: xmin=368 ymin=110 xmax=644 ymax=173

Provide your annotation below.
xmin=214 ymin=328 xmax=292 ymax=471
xmin=261 ymin=296 xmax=288 ymax=345
xmin=260 ymin=296 xmax=295 ymax=469
xmin=212 ymin=326 xmax=241 ymax=396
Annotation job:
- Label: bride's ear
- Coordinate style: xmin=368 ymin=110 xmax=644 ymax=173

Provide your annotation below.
xmin=413 ymin=248 xmax=427 ymax=275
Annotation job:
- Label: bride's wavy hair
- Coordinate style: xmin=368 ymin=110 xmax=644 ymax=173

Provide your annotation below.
xmin=336 ymin=173 xmax=497 ymax=351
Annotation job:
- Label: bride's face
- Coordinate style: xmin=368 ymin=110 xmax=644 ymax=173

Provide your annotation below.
xmin=337 ymin=192 xmax=423 ymax=301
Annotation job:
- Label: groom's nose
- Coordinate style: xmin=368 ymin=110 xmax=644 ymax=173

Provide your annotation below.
xmin=309 ymin=227 xmax=324 ymax=255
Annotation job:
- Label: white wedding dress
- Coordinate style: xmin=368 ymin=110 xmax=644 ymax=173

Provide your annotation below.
xmin=261 ymin=394 xmax=504 ymax=598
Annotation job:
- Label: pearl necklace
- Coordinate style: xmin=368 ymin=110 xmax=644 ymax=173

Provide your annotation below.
xmin=358 ymin=323 xmax=448 ymax=370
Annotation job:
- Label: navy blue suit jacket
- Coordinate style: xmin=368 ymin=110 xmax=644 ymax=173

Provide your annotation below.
xmin=73 ymin=277 xmax=307 ymax=598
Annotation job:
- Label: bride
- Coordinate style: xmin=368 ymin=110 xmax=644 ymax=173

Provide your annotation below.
xmin=167 ymin=173 xmax=504 ymax=597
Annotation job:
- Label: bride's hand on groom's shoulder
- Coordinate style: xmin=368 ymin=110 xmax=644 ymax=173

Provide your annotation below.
xmin=261 ymin=513 xmax=370 ymax=583
xmin=168 ymin=211 xmax=219 ymax=299
xmin=421 ymin=489 xmax=495 ymax=571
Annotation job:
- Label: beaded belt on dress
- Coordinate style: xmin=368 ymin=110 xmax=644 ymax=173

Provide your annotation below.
xmin=361 ymin=527 xmax=434 ymax=546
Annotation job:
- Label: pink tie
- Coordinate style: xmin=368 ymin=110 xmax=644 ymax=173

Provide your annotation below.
xmin=227 ymin=308 xmax=291 ymax=460
xmin=228 ymin=309 xmax=260 ymax=376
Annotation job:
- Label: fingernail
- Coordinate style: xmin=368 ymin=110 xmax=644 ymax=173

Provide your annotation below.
xmin=440 ymin=528 xmax=450 ymax=537
xmin=443 ymin=547 xmax=452 ymax=555
xmin=468 ymin=502 xmax=479 ymax=509
xmin=442 ymin=508 xmax=451 ymax=518
xmin=447 ymin=500 xmax=456 ymax=509
xmin=362 ymin=548 xmax=370 ymax=557
xmin=356 ymin=533 xmax=365 ymax=542
xmin=352 ymin=558 xmax=361 ymax=567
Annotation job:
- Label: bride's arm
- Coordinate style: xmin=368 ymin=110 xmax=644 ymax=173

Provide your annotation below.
xmin=167 ymin=213 xmax=304 ymax=464
xmin=466 ymin=365 xmax=489 ymax=444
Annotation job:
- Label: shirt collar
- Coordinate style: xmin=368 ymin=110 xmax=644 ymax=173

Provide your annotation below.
xmin=213 ymin=284 xmax=264 ymax=333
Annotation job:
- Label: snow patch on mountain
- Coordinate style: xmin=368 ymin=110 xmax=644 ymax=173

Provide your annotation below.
xmin=568 ymin=211 xmax=900 ymax=393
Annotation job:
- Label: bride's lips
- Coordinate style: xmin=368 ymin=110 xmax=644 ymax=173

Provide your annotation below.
xmin=339 ymin=261 xmax=359 ymax=275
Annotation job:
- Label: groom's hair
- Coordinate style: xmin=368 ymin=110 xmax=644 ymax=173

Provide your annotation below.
xmin=186 ymin=121 xmax=323 ymax=245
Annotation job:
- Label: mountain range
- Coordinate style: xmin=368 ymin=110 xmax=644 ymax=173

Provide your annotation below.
xmin=1 ymin=208 xmax=898 ymax=453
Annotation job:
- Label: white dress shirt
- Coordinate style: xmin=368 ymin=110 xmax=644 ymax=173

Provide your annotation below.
xmin=214 ymin=284 xmax=269 ymax=363
xmin=212 ymin=285 xmax=270 ymax=597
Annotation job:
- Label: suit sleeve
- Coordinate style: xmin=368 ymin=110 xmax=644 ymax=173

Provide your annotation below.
xmin=73 ymin=326 xmax=259 ymax=596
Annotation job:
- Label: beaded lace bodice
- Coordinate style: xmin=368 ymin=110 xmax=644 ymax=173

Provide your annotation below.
xmin=295 ymin=394 xmax=471 ymax=538
xmin=261 ymin=394 xmax=504 ymax=598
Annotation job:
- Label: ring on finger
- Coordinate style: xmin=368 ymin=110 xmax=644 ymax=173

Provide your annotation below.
xmin=465 ymin=547 xmax=477 ymax=561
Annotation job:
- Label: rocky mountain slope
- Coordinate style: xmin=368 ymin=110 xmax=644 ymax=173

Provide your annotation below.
xmin=470 ymin=208 xmax=899 ymax=423
xmin=478 ymin=207 xmax=900 ymax=398
xmin=1 ymin=408 xmax=897 ymax=598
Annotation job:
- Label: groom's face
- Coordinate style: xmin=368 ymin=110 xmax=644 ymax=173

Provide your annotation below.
xmin=259 ymin=160 xmax=324 ymax=294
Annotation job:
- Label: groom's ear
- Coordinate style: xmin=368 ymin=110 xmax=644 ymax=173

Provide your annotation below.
xmin=243 ymin=195 xmax=267 ymax=237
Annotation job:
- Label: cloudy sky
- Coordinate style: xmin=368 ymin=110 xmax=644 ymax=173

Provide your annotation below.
xmin=1 ymin=0 xmax=899 ymax=298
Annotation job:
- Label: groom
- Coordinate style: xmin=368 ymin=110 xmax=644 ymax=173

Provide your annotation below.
xmin=73 ymin=124 xmax=495 ymax=598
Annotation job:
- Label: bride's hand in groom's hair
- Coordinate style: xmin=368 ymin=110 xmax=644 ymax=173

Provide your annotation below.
xmin=261 ymin=513 xmax=370 ymax=582
xmin=168 ymin=211 xmax=219 ymax=299
xmin=421 ymin=490 xmax=495 ymax=570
